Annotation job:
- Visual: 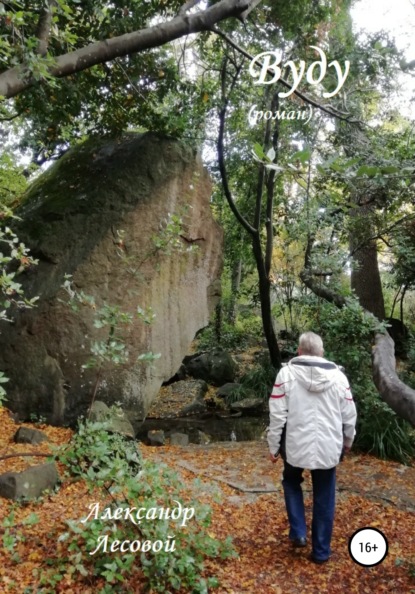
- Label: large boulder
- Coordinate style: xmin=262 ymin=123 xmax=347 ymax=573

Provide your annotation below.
xmin=0 ymin=133 xmax=222 ymax=424
xmin=183 ymin=349 xmax=237 ymax=386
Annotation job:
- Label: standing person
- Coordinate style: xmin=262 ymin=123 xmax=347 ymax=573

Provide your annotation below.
xmin=267 ymin=331 xmax=357 ymax=564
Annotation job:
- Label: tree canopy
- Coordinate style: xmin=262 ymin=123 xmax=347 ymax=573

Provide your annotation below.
xmin=2 ymin=0 xmax=415 ymax=429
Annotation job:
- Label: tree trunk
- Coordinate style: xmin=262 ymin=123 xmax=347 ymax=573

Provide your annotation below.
xmin=372 ymin=333 xmax=415 ymax=426
xmin=227 ymin=258 xmax=242 ymax=325
xmin=301 ymin=246 xmax=415 ymax=427
xmin=350 ymin=202 xmax=385 ymax=320
xmin=214 ymin=301 xmax=223 ymax=345
xmin=252 ymin=235 xmax=281 ymax=368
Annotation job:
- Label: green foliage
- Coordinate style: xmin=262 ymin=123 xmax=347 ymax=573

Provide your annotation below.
xmin=0 ymin=152 xmax=30 ymax=206
xmin=238 ymin=352 xmax=276 ymax=402
xmin=152 ymin=210 xmax=199 ymax=257
xmin=1 ymin=0 xmax=209 ymax=162
xmin=390 ymin=223 xmax=415 ymax=290
xmin=61 ymin=275 xmax=160 ymax=405
xmin=55 ymin=412 xmax=235 ymax=593
xmin=0 ymin=208 xmax=39 ymax=323
xmin=2 ymin=507 xmax=40 ymax=564
xmin=197 ymin=314 xmax=263 ymax=351
xmin=306 ymin=298 xmax=415 ymax=463
xmin=62 ymin=276 xmax=135 ymax=371
xmin=0 ymin=195 xmax=38 ymax=404
xmin=58 ymin=410 xmax=141 ymax=482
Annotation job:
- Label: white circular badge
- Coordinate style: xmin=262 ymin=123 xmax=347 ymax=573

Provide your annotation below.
xmin=348 ymin=527 xmax=388 ymax=567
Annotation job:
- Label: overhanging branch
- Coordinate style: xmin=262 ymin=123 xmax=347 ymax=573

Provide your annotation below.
xmin=0 ymin=0 xmax=261 ymax=98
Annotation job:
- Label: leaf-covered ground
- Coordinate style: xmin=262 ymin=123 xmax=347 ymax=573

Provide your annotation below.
xmin=1 ymin=407 xmax=415 ymax=593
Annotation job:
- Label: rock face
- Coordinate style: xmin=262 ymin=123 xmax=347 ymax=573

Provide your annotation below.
xmin=0 ymin=133 xmax=222 ymax=424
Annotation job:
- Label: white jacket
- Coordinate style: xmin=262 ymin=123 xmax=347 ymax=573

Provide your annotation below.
xmin=267 ymin=355 xmax=357 ymax=470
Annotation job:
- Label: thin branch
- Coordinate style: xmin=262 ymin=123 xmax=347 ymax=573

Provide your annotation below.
xmin=35 ymin=0 xmax=56 ymax=56
xmin=300 ymin=235 xmax=348 ymax=310
xmin=239 ymin=0 xmax=263 ymax=20
xmin=0 ymin=452 xmax=51 ymax=461
xmin=390 ymin=286 xmax=402 ymax=319
xmin=264 ymin=91 xmax=279 ymax=276
xmin=217 ymin=61 xmax=257 ymax=236
xmin=210 ymin=26 xmax=360 ymax=123
xmin=400 ymin=284 xmax=408 ymax=324
xmin=0 ymin=110 xmax=22 ymax=121
xmin=0 ymin=0 xmax=260 ymax=98
xmin=348 ymin=214 xmax=415 ymax=261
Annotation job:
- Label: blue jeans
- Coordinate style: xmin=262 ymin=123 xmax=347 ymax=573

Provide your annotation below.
xmin=282 ymin=461 xmax=336 ymax=561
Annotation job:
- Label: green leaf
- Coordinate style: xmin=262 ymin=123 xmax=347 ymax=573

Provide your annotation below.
xmin=356 ymin=165 xmax=378 ymax=177
xmin=252 ymin=143 xmax=266 ymax=160
xmin=380 ymin=165 xmax=399 ymax=174
xmin=292 ymin=148 xmax=311 ymax=164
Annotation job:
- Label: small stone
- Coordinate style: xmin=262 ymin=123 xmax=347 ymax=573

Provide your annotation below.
xmin=147 ymin=430 xmax=165 ymax=446
xmin=170 ymin=432 xmax=189 ymax=446
xmin=0 ymin=463 xmax=58 ymax=501
xmin=13 ymin=427 xmax=49 ymax=445
xmin=230 ymin=397 xmax=264 ymax=414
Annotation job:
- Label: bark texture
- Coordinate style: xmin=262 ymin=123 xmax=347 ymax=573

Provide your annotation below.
xmin=372 ymin=333 xmax=415 ymax=427
xmin=0 ymin=0 xmax=258 ymax=98
xmin=350 ymin=202 xmax=385 ymax=320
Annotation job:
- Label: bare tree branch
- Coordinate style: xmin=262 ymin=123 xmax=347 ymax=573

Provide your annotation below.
xmin=300 ymin=235 xmax=349 ymax=309
xmin=0 ymin=452 xmax=51 ymax=461
xmin=0 ymin=110 xmax=22 ymax=121
xmin=210 ymin=25 xmax=360 ymax=123
xmin=239 ymin=0 xmax=262 ymax=20
xmin=217 ymin=57 xmax=257 ymax=235
xmin=0 ymin=0 xmax=260 ymax=99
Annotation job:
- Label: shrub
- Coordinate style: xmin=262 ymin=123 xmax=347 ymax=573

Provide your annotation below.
xmin=238 ymin=355 xmax=277 ymax=402
xmin=197 ymin=315 xmax=263 ymax=351
xmin=55 ymin=411 xmax=235 ymax=593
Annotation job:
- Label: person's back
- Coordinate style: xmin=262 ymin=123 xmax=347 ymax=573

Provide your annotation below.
xmin=267 ymin=331 xmax=357 ymax=563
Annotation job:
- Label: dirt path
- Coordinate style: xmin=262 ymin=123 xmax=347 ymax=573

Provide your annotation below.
xmin=149 ymin=441 xmax=415 ymax=594
xmin=153 ymin=441 xmax=415 ymax=510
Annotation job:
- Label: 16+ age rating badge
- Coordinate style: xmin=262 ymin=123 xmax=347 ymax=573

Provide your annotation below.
xmin=348 ymin=527 xmax=388 ymax=566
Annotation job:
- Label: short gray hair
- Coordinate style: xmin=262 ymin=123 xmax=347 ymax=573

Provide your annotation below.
xmin=298 ymin=331 xmax=324 ymax=356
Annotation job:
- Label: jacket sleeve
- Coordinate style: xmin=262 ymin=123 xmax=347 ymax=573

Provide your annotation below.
xmin=339 ymin=375 xmax=357 ymax=448
xmin=267 ymin=368 xmax=289 ymax=456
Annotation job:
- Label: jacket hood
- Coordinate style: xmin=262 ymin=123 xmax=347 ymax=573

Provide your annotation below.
xmin=288 ymin=356 xmax=338 ymax=393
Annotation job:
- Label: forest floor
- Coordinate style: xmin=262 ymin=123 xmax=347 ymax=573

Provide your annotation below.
xmin=1 ymin=406 xmax=415 ymax=594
